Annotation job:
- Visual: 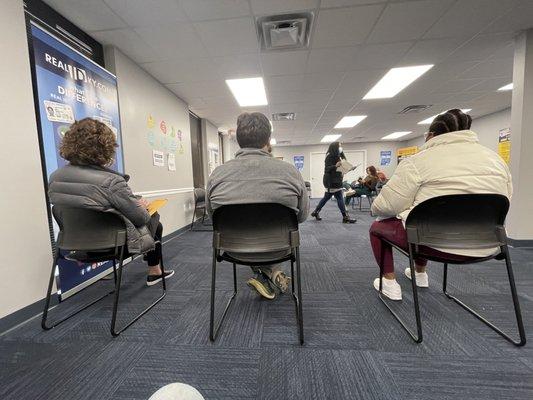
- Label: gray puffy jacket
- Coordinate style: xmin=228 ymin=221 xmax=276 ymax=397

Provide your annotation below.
xmin=48 ymin=164 xmax=154 ymax=254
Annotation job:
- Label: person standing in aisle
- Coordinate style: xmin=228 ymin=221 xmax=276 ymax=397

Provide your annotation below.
xmin=310 ymin=141 xmax=356 ymax=223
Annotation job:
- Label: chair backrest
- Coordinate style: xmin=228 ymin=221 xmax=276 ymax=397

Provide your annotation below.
xmin=194 ymin=188 xmax=206 ymax=203
xmin=53 ymin=206 xmax=127 ymax=251
xmin=405 ymin=194 xmax=509 ymax=250
xmin=212 ymin=203 xmax=299 ymax=253
xmin=304 ymin=181 xmax=311 ymax=189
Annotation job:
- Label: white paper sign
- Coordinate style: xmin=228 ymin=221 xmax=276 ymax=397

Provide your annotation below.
xmin=152 ymin=150 xmax=165 ymax=167
xmin=168 ymin=153 xmax=176 ymax=171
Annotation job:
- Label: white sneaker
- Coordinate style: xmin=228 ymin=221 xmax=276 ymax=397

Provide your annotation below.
xmin=373 ymin=278 xmax=402 ymax=301
xmin=404 ymin=268 xmax=429 ymax=288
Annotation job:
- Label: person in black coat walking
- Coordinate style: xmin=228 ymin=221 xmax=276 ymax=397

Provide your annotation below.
xmin=311 ymin=142 xmax=356 ymax=223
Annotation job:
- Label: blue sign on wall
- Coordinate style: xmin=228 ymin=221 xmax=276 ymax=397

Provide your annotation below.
xmin=30 ymin=23 xmax=124 ymax=299
xmin=294 ymin=155 xmax=304 ymax=172
xmin=380 ymin=150 xmax=392 ymax=166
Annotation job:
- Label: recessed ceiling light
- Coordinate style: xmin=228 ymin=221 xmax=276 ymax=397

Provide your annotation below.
xmin=225 ymin=77 xmax=268 ymax=107
xmin=321 ymin=134 xmax=342 ymax=143
xmin=334 ymin=115 xmax=367 ymax=129
xmin=418 ymin=109 xmax=472 ymax=125
xmin=498 ymin=83 xmax=513 ymax=91
xmin=270 ymin=138 xmax=277 ymax=145
xmin=381 ymin=131 xmax=412 ymax=140
xmin=363 ymin=65 xmax=434 ymax=100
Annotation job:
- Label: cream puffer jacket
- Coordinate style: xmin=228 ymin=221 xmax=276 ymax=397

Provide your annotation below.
xmin=371 ymin=130 xmax=512 ymax=257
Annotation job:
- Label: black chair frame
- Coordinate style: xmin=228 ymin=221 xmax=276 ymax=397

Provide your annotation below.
xmin=209 ymin=205 xmax=304 ymax=345
xmin=377 ymin=195 xmax=526 ymax=346
xmin=190 ymin=188 xmax=212 ymax=231
xmin=42 ymin=209 xmax=167 ymax=337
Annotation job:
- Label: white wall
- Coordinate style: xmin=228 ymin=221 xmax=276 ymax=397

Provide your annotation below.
xmin=272 ymin=141 xmax=404 ymax=182
xmin=201 ymin=119 xmax=220 ymax=181
xmin=221 ymin=132 xmax=239 ymax=162
xmin=105 ymin=48 xmax=196 ymax=234
xmin=0 ymin=0 xmax=53 ymax=319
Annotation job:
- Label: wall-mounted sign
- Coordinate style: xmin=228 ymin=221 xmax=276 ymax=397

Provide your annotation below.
xmin=397 ymin=146 xmax=418 ymax=163
xmin=380 ymin=150 xmax=392 ymax=166
xmin=294 ymin=155 xmax=304 ymax=172
xmin=153 ymin=149 xmax=165 ymax=167
xmin=498 ymin=128 xmax=511 ymax=164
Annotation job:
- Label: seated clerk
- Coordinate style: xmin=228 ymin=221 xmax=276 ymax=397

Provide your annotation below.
xmin=207 ymin=112 xmax=309 ymax=300
xmin=369 ymin=109 xmax=512 ymax=301
xmin=345 ymin=166 xmax=379 ymax=205
xmin=48 ymin=118 xmax=174 ymax=286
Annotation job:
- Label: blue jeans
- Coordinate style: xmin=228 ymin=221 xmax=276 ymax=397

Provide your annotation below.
xmin=315 ymin=190 xmax=347 ymax=215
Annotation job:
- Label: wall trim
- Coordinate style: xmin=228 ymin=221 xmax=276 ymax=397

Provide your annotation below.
xmin=508 ymin=238 xmax=533 ymax=248
xmin=0 ymin=222 xmax=195 ymax=337
xmin=134 ymin=187 xmax=195 ymax=198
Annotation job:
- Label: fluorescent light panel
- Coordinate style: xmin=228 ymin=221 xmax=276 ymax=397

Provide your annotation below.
xmin=225 ymin=77 xmax=268 ymax=107
xmin=381 ymin=131 xmax=412 ymax=140
xmin=498 ymin=83 xmax=513 ymax=91
xmin=363 ymin=65 xmax=434 ymax=100
xmin=334 ymin=115 xmax=367 ymax=129
xmin=418 ymin=109 xmax=472 ymax=125
xmin=321 ymin=134 xmax=342 ymax=143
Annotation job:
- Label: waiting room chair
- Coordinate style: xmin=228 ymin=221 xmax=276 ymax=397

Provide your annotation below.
xmin=377 ymin=194 xmax=526 ymax=346
xmin=304 ymin=181 xmax=311 ymax=198
xmin=190 ymin=188 xmax=212 ymax=231
xmin=209 ymin=204 xmax=304 ymax=344
xmin=42 ymin=206 xmax=167 ymax=337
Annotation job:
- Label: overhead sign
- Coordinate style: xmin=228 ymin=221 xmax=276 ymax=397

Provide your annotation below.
xmin=30 ymin=23 xmax=124 ymax=299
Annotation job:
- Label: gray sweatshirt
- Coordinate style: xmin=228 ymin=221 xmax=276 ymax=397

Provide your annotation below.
xmin=207 ymin=148 xmax=309 ymax=223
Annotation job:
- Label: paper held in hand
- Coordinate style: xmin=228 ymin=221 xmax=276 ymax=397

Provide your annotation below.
xmin=336 ymin=160 xmax=354 ymax=174
xmin=147 ymin=199 xmax=168 ymax=216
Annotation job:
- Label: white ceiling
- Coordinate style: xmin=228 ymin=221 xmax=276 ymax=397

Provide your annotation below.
xmin=44 ymin=0 xmax=533 ymax=145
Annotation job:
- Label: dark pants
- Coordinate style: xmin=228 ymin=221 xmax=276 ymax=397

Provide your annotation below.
xmin=315 ymin=190 xmax=347 ymax=215
xmin=145 ymin=213 xmax=163 ymax=267
xmin=369 ymin=218 xmax=476 ymax=274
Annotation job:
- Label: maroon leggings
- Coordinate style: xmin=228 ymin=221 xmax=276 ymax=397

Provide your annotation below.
xmin=369 ymin=218 xmax=475 ymax=274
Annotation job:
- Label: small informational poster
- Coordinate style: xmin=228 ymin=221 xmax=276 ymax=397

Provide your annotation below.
xmin=498 ymin=128 xmax=511 ymax=164
xmin=168 ymin=152 xmax=176 ymax=171
xmin=380 ymin=150 xmax=392 ymax=166
xmin=293 ymin=155 xmax=304 ymax=172
xmin=153 ymin=149 xmax=165 ymax=167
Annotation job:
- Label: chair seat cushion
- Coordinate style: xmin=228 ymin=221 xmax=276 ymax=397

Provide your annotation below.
xmin=220 ymin=250 xmax=293 ymax=266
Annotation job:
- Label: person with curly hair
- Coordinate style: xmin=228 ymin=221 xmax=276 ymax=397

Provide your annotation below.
xmin=48 ymin=118 xmax=174 ymax=286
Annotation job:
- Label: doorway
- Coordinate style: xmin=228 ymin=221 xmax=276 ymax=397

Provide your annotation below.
xmin=189 ymin=113 xmax=204 ymax=188
xmin=309 ymin=150 xmax=366 ymax=198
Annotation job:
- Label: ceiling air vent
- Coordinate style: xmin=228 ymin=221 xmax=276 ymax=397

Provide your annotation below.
xmin=398 ymin=105 xmax=432 ymax=114
xmin=256 ymin=12 xmax=314 ymax=51
xmin=272 ymin=112 xmax=295 ymax=121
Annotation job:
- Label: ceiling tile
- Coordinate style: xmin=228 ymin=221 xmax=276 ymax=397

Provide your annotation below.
xmin=333 ymin=69 xmax=387 ymax=101
xmin=446 ymin=32 xmax=515 ymax=63
xmin=368 ymin=0 xmax=453 ymax=43
xmin=482 ymin=0 xmax=533 ymax=34
xmin=91 ymin=28 xmax=159 ymax=64
xmin=458 ymin=58 xmax=513 ymax=79
xmin=134 ymin=24 xmax=209 ymax=60
xmin=141 ymin=58 xmax=220 ymax=83
xmin=302 ymin=72 xmax=344 ymax=91
xmin=432 ymin=78 xmax=486 ymax=94
xmin=261 ymin=50 xmax=309 ymax=76
xmin=194 ymin=17 xmax=259 ymax=56
xmin=424 ymin=0 xmax=516 ymax=39
xmin=401 ymin=37 xmax=467 ymax=65
xmin=180 ymin=0 xmax=251 ymax=21
xmin=104 ymin=0 xmax=187 ymax=27
xmin=166 ymin=80 xmax=229 ymax=100
xmin=321 ymin=0 xmax=385 ymax=7
xmin=306 ymin=47 xmax=358 ymax=73
xmin=250 ymin=0 xmax=320 ymax=15
xmin=212 ymin=53 xmax=262 ymax=78
xmin=349 ymin=42 xmax=413 ymax=70
xmin=312 ymin=5 xmax=384 ymax=48
xmin=45 ymin=0 xmax=126 ymax=32
xmin=266 ymin=74 xmax=305 ymax=93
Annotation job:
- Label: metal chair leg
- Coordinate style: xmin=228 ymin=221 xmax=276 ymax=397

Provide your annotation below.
xmin=377 ymin=244 xmax=423 ymax=343
xmin=442 ymin=247 xmax=526 ymax=346
xmin=42 ymin=251 xmax=114 ymax=330
xmin=190 ymin=199 xmax=197 ymax=231
xmin=110 ymin=246 xmax=166 ymax=337
xmin=209 ymin=250 xmax=237 ymax=342
xmin=291 ymin=247 xmax=304 ymax=345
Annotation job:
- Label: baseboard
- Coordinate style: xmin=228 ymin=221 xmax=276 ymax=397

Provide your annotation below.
xmin=508 ymin=238 xmax=533 ymax=248
xmin=0 ymin=222 xmax=194 ymax=336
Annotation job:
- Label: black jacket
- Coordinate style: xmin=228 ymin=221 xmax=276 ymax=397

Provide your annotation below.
xmin=322 ymin=152 xmax=344 ymax=189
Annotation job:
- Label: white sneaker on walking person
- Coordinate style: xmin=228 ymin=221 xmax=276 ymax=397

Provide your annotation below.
xmin=373 ymin=278 xmax=402 ymax=300
xmin=404 ymin=268 xmax=429 ymax=288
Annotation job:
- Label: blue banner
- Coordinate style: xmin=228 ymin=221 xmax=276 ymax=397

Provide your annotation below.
xmin=30 ymin=23 xmax=124 ymax=299
xmin=380 ymin=150 xmax=392 ymax=166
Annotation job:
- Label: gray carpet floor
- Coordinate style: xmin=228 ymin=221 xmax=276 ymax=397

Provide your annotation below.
xmin=1 ymin=199 xmax=533 ymax=400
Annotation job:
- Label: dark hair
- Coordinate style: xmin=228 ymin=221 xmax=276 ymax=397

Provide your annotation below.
xmin=236 ymin=112 xmax=271 ymax=149
xmin=327 ymin=141 xmax=345 ymax=160
xmin=60 ymin=118 xmax=117 ymax=166
xmin=367 ymin=165 xmax=377 ymax=177
xmin=429 ymin=109 xmax=472 ymax=136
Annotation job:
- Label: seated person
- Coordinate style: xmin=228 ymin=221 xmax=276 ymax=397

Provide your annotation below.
xmin=48 ymin=118 xmax=174 ymax=286
xmin=369 ymin=109 xmax=512 ymax=300
xmin=207 ymin=112 xmax=309 ymax=300
xmin=344 ymin=166 xmax=379 ymax=205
